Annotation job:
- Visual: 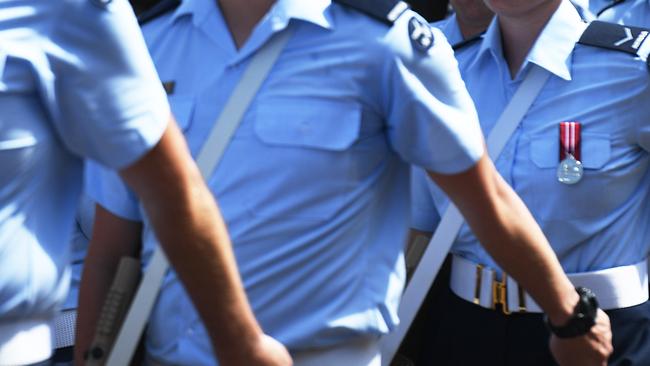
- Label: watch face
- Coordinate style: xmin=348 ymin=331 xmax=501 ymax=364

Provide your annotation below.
xmin=546 ymin=287 xmax=599 ymax=338
xmin=577 ymin=287 xmax=599 ymax=318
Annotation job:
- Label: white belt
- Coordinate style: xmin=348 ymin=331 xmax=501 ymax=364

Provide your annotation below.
xmin=146 ymin=337 xmax=381 ymax=366
xmin=450 ymin=255 xmax=649 ymax=314
xmin=0 ymin=319 xmax=53 ymax=365
xmin=292 ymin=337 xmax=381 ymax=366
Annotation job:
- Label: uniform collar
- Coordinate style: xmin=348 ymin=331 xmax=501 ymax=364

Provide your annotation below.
xmin=437 ymin=14 xmax=464 ymax=47
xmin=271 ymin=0 xmax=333 ymax=30
xmin=473 ymin=0 xmax=587 ymax=81
xmin=171 ymin=0 xmax=214 ymax=27
xmin=170 ymin=0 xmax=333 ymax=30
xmin=569 ymin=0 xmax=596 ymax=21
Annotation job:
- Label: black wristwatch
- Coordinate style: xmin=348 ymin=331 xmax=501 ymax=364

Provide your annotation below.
xmin=545 ymin=287 xmax=599 ymax=338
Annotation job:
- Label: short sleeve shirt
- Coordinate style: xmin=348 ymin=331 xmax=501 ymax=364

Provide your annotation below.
xmin=0 ymin=0 xmax=168 ymax=320
xmin=598 ymin=0 xmax=650 ymax=27
xmin=411 ymin=0 xmax=650 ymax=274
xmin=87 ymin=0 xmax=484 ymax=363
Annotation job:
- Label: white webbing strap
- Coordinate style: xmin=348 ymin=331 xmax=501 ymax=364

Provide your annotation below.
xmin=106 ymin=29 xmax=294 ymax=366
xmin=380 ymin=65 xmax=550 ymax=365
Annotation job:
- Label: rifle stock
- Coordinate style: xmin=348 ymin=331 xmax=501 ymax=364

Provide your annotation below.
xmin=85 ymin=257 xmax=140 ymax=366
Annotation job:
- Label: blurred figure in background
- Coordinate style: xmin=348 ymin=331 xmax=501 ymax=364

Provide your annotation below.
xmin=51 ymin=3 xmax=161 ymax=364
xmin=0 ymin=1 xmax=289 ymax=365
xmin=51 ymin=195 xmax=94 ymax=366
xmin=409 ymin=0 xmax=450 ymax=22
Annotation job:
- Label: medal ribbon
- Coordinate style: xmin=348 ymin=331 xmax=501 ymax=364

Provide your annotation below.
xmin=559 ymin=121 xmax=581 ymax=161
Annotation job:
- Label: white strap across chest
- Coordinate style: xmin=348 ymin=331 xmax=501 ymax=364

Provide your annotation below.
xmin=106 ymin=28 xmax=294 ymax=366
xmin=381 ymin=65 xmax=551 ymax=365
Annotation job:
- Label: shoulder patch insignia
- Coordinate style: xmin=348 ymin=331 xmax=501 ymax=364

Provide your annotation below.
xmin=408 ymin=16 xmax=434 ymax=52
xmin=578 ymin=21 xmax=650 ymax=70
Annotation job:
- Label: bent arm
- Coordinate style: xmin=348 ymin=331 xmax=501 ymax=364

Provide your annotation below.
xmin=427 ymin=153 xmax=578 ymax=324
xmin=75 ymin=205 xmax=142 ymax=365
xmin=116 ymin=119 xmax=289 ymax=365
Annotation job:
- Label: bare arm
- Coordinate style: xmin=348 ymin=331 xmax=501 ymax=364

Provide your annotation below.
xmin=427 ymin=153 xmax=611 ymax=365
xmin=83 ymin=118 xmax=290 ymax=365
xmin=75 ymin=206 xmax=142 ymax=365
xmin=427 ymin=154 xmax=578 ymax=322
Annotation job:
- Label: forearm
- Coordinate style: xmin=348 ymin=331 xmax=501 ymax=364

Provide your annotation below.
xmin=471 ymin=172 xmax=578 ymax=324
xmin=119 ymin=122 xmax=264 ymax=363
xmin=428 ymin=155 xmax=577 ymax=324
xmin=75 ymin=206 xmax=141 ymax=364
xmin=145 ymin=181 xmax=263 ymax=360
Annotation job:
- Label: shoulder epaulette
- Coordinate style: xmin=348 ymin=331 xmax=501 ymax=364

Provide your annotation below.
xmin=332 ymin=0 xmax=410 ymax=25
xmin=452 ymin=32 xmax=484 ymax=51
xmin=137 ymin=0 xmax=181 ymax=26
xmin=596 ymin=0 xmax=627 ymax=17
xmin=578 ymin=21 xmax=650 ymax=68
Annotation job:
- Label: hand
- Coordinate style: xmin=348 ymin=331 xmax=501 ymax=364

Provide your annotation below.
xmin=549 ymin=309 xmax=612 ymax=366
xmin=221 ymin=334 xmax=293 ymax=366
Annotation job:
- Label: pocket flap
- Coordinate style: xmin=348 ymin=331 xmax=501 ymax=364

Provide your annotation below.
xmin=530 ymin=133 xmax=610 ymax=169
xmin=255 ymin=99 xmax=361 ymax=151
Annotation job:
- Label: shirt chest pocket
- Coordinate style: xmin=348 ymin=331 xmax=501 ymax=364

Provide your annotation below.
xmin=527 ymin=133 xmax=613 ymax=220
xmin=254 ymin=99 xmax=361 ymax=151
xmin=530 ymin=133 xmax=610 ymax=170
xmin=244 ymin=98 xmax=362 ymax=221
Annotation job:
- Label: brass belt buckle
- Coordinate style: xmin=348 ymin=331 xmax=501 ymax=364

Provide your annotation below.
xmin=492 ymin=272 xmax=511 ymax=315
xmin=517 ymin=284 xmax=527 ymax=313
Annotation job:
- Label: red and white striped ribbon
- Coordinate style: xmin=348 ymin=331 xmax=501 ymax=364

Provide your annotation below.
xmin=559 ymin=121 xmax=581 ymax=161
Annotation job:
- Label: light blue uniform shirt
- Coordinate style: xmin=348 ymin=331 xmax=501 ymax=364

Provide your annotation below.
xmin=570 ymin=0 xmax=650 ymax=23
xmin=0 ymin=0 xmax=168 ymax=321
xmin=412 ymin=0 xmax=650 ymax=275
xmin=86 ymin=0 xmax=484 ymax=363
xmin=62 ymin=193 xmax=95 ymax=312
xmin=598 ymin=0 xmax=650 ymax=26
xmin=570 ymin=0 xmax=609 ymax=20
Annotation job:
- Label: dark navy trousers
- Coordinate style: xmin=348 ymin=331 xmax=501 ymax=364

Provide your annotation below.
xmin=419 ymin=285 xmax=650 ymax=366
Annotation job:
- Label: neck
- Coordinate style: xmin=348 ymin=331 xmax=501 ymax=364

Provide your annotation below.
xmin=218 ymin=0 xmax=275 ymax=49
xmin=457 ymin=17 xmax=492 ymax=40
xmin=456 ymin=13 xmax=493 ymax=40
xmin=497 ymin=1 xmax=560 ymax=78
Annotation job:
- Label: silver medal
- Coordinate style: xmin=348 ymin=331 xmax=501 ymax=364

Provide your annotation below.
xmin=556 ymin=154 xmax=583 ymax=185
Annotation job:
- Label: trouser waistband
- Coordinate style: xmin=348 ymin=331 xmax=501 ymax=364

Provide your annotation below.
xmin=450 ymin=254 xmax=649 ymax=314
xmin=147 ymin=337 xmax=380 ymax=366
xmin=54 ymin=309 xmax=77 ymax=349
xmin=291 ymin=337 xmax=380 ymax=366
